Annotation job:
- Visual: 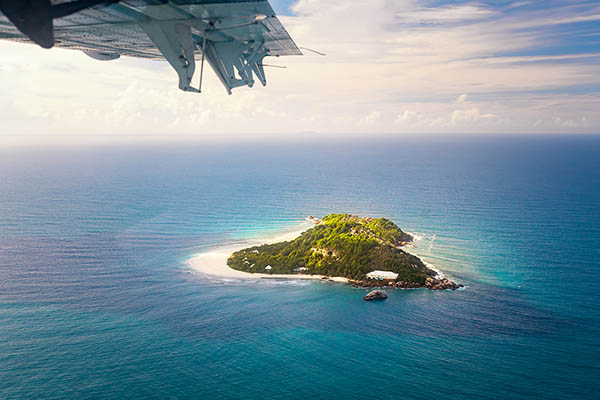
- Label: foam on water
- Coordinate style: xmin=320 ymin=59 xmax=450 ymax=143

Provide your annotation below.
xmin=403 ymin=232 xmax=447 ymax=279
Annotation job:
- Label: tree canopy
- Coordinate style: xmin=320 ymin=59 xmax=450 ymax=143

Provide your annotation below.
xmin=227 ymin=214 xmax=435 ymax=282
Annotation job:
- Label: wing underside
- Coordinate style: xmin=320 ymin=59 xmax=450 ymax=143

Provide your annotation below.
xmin=0 ymin=0 xmax=301 ymax=93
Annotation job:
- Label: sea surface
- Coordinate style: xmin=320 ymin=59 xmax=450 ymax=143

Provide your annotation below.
xmin=1 ymin=134 xmax=599 ymax=399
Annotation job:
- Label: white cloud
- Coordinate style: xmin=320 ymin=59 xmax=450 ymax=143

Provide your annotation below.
xmin=394 ymin=111 xmax=421 ymax=125
xmin=456 ymin=94 xmax=468 ymax=103
xmin=359 ymin=111 xmax=382 ymax=125
xmin=506 ymin=1 xmax=533 ymax=9
xmin=451 ymin=108 xmax=498 ymax=124
xmin=396 ymin=4 xmax=498 ymax=24
xmin=552 ymin=115 xmax=590 ymax=128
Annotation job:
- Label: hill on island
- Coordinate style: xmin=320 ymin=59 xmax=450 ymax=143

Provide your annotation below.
xmin=227 ymin=214 xmax=437 ymax=282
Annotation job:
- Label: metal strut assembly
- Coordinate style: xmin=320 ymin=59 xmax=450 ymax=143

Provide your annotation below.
xmin=199 ymin=35 xmax=206 ymax=94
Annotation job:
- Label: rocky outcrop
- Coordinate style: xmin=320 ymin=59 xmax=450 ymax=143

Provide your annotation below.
xmin=350 ymin=279 xmax=395 ymax=288
xmin=422 ymin=277 xmax=463 ymax=290
xmin=350 ymin=277 xmax=463 ymax=291
xmin=363 ymin=290 xmax=388 ymax=301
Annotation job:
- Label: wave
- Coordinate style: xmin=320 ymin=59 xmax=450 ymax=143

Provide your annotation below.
xmin=404 ymin=232 xmax=444 ymax=278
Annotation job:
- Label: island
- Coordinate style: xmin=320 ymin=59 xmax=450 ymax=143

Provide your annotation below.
xmin=227 ymin=214 xmax=462 ymax=290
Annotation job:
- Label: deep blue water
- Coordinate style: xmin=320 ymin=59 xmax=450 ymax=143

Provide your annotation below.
xmin=1 ymin=135 xmax=599 ymax=399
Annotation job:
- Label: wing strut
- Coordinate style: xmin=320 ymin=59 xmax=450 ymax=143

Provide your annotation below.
xmin=140 ymin=20 xmax=199 ymax=92
xmin=199 ymin=35 xmax=206 ymax=94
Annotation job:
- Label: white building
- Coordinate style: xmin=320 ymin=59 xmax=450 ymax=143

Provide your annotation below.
xmin=366 ymin=270 xmax=398 ymax=280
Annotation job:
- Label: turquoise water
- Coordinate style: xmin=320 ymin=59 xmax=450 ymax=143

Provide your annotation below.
xmin=1 ymin=135 xmax=599 ymax=399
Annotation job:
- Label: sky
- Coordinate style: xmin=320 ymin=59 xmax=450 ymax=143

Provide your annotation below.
xmin=0 ymin=0 xmax=599 ymax=144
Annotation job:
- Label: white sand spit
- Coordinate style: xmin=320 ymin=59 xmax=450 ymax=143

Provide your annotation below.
xmin=187 ymin=224 xmax=348 ymax=283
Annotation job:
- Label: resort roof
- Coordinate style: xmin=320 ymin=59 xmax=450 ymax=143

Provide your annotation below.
xmin=366 ymin=270 xmax=399 ymax=280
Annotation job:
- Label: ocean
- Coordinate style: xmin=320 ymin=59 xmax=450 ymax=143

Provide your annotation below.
xmin=1 ymin=134 xmax=599 ymax=399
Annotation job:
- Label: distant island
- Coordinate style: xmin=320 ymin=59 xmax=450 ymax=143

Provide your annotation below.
xmin=227 ymin=214 xmax=462 ymax=290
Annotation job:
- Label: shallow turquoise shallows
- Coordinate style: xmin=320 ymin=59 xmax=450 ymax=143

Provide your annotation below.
xmin=1 ymin=135 xmax=599 ymax=399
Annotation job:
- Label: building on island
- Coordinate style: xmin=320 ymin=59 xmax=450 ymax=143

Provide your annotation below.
xmin=366 ymin=270 xmax=398 ymax=280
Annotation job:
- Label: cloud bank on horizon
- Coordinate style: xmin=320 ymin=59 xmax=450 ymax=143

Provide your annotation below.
xmin=0 ymin=0 xmax=599 ymax=141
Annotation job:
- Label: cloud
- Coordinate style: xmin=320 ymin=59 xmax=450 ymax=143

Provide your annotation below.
xmin=552 ymin=115 xmax=589 ymax=128
xmin=456 ymin=94 xmax=468 ymax=103
xmin=394 ymin=111 xmax=421 ymax=125
xmin=394 ymin=110 xmax=446 ymax=129
xmin=359 ymin=111 xmax=382 ymax=125
xmin=451 ymin=108 xmax=498 ymax=124
xmin=396 ymin=4 xmax=498 ymax=24
xmin=506 ymin=1 xmax=533 ymax=10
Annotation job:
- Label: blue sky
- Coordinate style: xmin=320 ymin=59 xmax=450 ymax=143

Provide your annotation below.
xmin=0 ymin=0 xmax=599 ymax=143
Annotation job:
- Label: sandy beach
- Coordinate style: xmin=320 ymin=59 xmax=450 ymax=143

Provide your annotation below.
xmin=187 ymin=223 xmax=349 ymax=282
xmin=187 ymin=223 xmax=441 ymax=283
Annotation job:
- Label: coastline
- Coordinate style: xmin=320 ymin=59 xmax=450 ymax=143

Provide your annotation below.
xmin=186 ymin=222 xmax=443 ymax=285
xmin=403 ymin=231 xmax=444 ymax=279
xmin=187 ymin=223 xmax=349 ymax=283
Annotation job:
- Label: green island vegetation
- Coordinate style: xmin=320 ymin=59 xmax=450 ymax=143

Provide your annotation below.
xmin=227 ymin=214 xmax=436 ymax=283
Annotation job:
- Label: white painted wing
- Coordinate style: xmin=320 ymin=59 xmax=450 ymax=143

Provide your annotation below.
xmin=0 ymin=0 xmax=301 ymax=93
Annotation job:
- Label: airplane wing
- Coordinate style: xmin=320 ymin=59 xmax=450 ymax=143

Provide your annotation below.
xmin=0 ymin=1 xmax=302 ymax=94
